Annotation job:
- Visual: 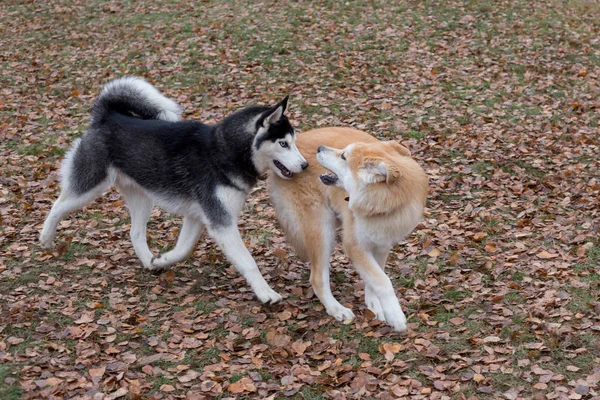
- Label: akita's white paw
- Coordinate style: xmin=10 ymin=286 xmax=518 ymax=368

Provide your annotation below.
xmin=255 ymin=286 xmax=283 ymax=304
xmin=384 ymin=309 xmax=407 ymax=332
xmin=326 ymin=304 xmax=356 ymax=323
xmin=365 ymin=292 xmax=386 ymax=322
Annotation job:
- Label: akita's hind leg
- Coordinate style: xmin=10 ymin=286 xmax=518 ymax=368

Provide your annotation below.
xmin=150 ymin=216 xmax=205 ymax=269
xmin=40 ymin=182 xmax=110 ymax=248
xmin=118 ymin=184 xmax=155 ymax=270
xmin=305 ymin=209 xmax=356 ymax=323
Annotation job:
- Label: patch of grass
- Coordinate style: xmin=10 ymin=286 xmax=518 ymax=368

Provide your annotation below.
xmin=148 ymin=376 xmax=177 ymax=394
xmin=194 ymin=347 xmax=221 ymax=370
xmin=470 ymin=161 xmax=493 ymax=177
xmin=443 ymin=289 xmax=471 ymax=301
xmin=408 ymin=129 xmax=426 ymax=139
xmin=501 ymin=160 xmax=546 ymax=179
xmin=331 ymin=271 xmax=347 ymax=284
xmin=5 ymin=270 xmax=42 ymax=287
xmin=573 ymin=246 xmax=600 ymax=282
xmin=512 ymin=272 xmax=525 ymax=282
xmin=257 ymin=369 xmax=273 ymax=380
xmin=240 ymin=315 xmax=255 ymax=328
xmin=6 ymin=338 xmax=37 ymax=356
xmin=396 ymin=274 xmax=416 ymax=289
xmin=491 ymin=372 xmax=529 ymax=395
xmin=330 ymin=323 xmax=354 ymax=341
xmin=357 ymin=335 xmax=384 ymax=363
xmin=566 ymin=286 xmax=596 ymax=313
xmin=0 ymin=365 xmax=23 ymax=400
xmin=505 ymin=291 xmax=525 ymax=304
xmin=60 ymin=243 xmax=91 ymax=261
xmin=297 ymin=385 xmax=327 ymax=400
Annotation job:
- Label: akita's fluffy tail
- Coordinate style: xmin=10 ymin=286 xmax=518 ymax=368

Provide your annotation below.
xmin=91 ymin=76 xmax=182 ymax=125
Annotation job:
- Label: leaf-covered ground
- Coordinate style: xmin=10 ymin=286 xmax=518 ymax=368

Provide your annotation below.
xmin=1 ymin=0 xmax=599 ymax=399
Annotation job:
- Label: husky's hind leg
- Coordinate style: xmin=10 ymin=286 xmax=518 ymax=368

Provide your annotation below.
xmin=40 ymin=184 xmax=110 ymax=248
xmin=40 ymin=139 xmax=111 ymax=248
xmin=117 ymin=182 xmax=155 ymax=270
xmin=151 ymin=216 xmax=205 ymax=269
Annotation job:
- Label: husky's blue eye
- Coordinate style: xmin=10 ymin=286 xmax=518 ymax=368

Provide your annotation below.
xmin=279 ymin=141 xmax=288 ymax=148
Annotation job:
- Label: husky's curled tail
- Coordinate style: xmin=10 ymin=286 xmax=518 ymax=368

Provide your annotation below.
xmin=91 ymin=77 xmax=182 ymax=124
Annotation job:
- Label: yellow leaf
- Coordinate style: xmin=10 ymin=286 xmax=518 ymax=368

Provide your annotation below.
xmin=537 ymin=250 xmax=558 ymax=259
xmin=428 ymin=248 xmax=441 ymax=257
xmin=484 ymin=243 xmax=497 ymax=253
xmin=473 ymin=232 xmax=488 ymax=242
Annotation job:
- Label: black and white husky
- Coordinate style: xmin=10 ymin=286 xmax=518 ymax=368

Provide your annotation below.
xmin=40 ymin=77 xmax=307 ymax=304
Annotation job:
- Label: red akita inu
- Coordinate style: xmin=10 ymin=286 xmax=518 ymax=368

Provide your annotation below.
xmin=268 ymin=127 xmax=428 ymax=331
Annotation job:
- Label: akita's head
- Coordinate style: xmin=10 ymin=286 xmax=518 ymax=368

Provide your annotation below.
xmin=250 ymin=96 xmax=308 ymax=179
xmin=317 ymin=140 xmax=411 ymax=190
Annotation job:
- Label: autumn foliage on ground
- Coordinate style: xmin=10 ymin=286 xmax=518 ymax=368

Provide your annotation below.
xmin=1 ymin=0 xmax=599 ymax=399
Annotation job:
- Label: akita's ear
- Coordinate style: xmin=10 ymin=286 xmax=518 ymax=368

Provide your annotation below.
xmin=360 ymin=159 xmax=401 ymax=184
xmin=386 ymin=141 xmax=411 ymax=157
xmin=258 ymin=96 xmax=289 ymax=129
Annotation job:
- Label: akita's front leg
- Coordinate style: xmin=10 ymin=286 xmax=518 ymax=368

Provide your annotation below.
xmin=207 ymin=225 xmax=282 ymax=304
xmin=364 ymin=245 xmax=393 ymax=322
xmin=347 ymin=248 xmax=407 ymax=332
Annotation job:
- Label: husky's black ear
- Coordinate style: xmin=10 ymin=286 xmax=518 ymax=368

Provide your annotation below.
xmin=278 ymin=95 xmax=289 ymax=114
xmin=258 ymin=96 xmax=289 ymax=128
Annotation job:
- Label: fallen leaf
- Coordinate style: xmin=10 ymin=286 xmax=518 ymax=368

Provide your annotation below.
xmin=228 ymin=377 xmax=256 ymax=393
xmin=537 ymin=250 xmax=558 ymax=259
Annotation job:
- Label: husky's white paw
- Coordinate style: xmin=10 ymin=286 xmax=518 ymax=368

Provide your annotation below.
xmin=144 ymin=257 xmax=164 ymax=271
xmin=150 ymin=254 xmax=170 ymax=269
xmin=365 ymin=289 xmax=386 ymax=322
xmin=255 ymin=286 xmax=283 ymax=304
xmin=39 ymin=231 xmax=56 ymax=249
xmin=383 ymin=308 xmax=407 ymax=332
xmin=326 ymin=303 xmax=356 ymax=323
xmin=39 ymin=237 xmax=54 ymax=249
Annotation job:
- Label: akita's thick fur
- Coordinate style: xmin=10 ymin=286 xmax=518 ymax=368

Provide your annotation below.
xmin=268 ymin=127 xmax=428 ymax=331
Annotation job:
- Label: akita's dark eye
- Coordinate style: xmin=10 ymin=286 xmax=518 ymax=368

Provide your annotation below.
xmin=341 ymin=152 xmax=346 ymax=160
xmin=279 ymin=141 xmax=288 ymax=148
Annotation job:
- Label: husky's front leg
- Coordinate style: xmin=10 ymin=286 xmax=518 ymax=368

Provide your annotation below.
xmin=208 ymin=225 xmax=282 ymax=304
xmin=151 ymin=216 xmax=205 ymax=269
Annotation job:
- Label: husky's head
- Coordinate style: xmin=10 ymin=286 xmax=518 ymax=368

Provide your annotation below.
xmin=316 ymin=140 xmax=411 ymax=190
xmin=251 ymin=96 xmax=308 ymax=179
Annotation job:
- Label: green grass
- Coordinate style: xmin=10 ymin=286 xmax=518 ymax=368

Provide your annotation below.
xmin=297 ymin=385 xmax=327 ymax=400
xmin=566 ymin=286 xmax=596 ymax=313
xmin=0 ymin=365 xmax=23 ymax=400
